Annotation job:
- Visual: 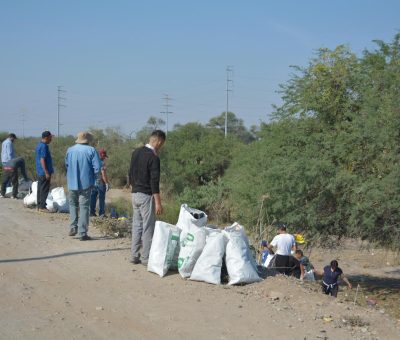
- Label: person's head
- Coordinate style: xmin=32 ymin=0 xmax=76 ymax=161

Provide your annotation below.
xmin=99 ymin=148 xmax=108 ymax=160
xmin=261 ymin=240 xmax=268 ymax=249
xmin=277 ymin=223 xmax=287 ymax=234
xmin=149 ymin=130 xmax=166 ymax=153
xmin=41 ymin=131 xmax=53 ymax=144
xmin=330 ymin=260 xmax=339 ymax=270
xmin=8 ymin=133 xmax=17 ymax=142
xmin=75 ymin=131 xmax=94 ymax=145
xmin=295 ymin=249 xmax=303 ymax=260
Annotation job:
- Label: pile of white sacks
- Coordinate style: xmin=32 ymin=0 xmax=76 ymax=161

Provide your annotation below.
xmin=23 ymin=181 xmax=69 ymax=213
xmin=148 ymin=204 xmax=262 ymax=285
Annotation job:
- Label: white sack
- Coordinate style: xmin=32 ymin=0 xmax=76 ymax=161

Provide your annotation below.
xmin=176 ymin=204 xmax=208 ymax=278
xmin=304 ymin=269 xmax=315 ymax=281
xmin=176 ymin=204 xmax=208 ymax=231
xmin=224 ymin=223 xmax=261 ymax=285
xmin=263 ymin=254 xmax=275 ymax=268
xmin=178 ymin=227 xmax=207 ymax=278
xmin=148 ymin=221 xmax=181 ymax=277
xmin=51 ymin=187 xmax=69 ymax=213
xmin=46 ymin=193 xmax=54 ymax=211
xmin=23 ymin=181 xmax=38 ymax=206
xmin=190 ymin=229 xmax=227 ymax=285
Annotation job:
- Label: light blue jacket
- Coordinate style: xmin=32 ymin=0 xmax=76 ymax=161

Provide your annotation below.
xmin=1 ymin=138 xmax=15 ymax=164
xmin=65 ymin=144 xmax=101 ymax=191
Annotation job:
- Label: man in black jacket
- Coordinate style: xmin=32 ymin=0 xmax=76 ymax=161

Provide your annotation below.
xmin=129 ymin=130 xmax=166 ymax=265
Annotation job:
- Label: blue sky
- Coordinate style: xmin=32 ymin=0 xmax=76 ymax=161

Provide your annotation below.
xmin=0 ymin=0 xmax=399 ymax=137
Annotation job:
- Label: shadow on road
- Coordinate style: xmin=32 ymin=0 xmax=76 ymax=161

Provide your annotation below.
xmin=0 ymin=247 xmax=130 ymax=263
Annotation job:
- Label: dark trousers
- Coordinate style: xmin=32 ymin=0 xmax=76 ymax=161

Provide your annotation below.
xmin=1 ymin=169 xmax=18 ymax=197
xmin=37 ymin=175 xmax=51 ymax=209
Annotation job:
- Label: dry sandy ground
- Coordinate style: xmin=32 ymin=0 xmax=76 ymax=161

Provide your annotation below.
xmin=1 ymin=198 xmax=399 ymax=340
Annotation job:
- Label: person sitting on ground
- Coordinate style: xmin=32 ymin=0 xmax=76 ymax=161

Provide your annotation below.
xmin=315 ymin=260 xmax=352 ymax=297
xmin=267 ymin=223 xmax=297 ymax=275
xmin=1 ymin=133 xmax=29 ymax=198
xmin=294 ymin=249 xmax=315 ymax=280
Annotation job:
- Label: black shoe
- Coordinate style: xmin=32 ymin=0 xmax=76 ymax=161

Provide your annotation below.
xmin=69 ymin=228 xmax=77 ymax=236
xmin=90 ymin=213 xmax=97 ymax=217
xmin=130 ymin=257 xmax=141 ymax=264
xmin=79 ymin=235 xmax=91 ymax=241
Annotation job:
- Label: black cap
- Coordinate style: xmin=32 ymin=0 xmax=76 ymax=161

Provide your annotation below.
xmin=42 ymin=131 xmax=53 ymax=138
xmin=8 ymin=133 xmax=17 ymax=139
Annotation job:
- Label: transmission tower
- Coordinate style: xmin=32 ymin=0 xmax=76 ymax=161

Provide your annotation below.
xmin=20 ymin=114 xmax=26 ymax=138
xmin=161 ymin=94 xmax=173 ymax=136
xmin=225 ymin=66 xmax=233 ymax=138
xmin=57 ymin=86 xmax=66 ymax=137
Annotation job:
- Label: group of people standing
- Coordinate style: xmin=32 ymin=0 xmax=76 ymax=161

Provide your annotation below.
xmin=1 ymin=131 xmax=110 ymax=241
xmin=1 ymin=128 xmax=166 ymax=259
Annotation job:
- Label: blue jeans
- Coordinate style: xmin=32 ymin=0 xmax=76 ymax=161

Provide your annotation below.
xmin=69 ymin=188 xmax=92 ymax=236
xmin=90 ymin=183 xmax=106 ymax=216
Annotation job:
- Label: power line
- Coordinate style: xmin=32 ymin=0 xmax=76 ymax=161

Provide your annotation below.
xmin=57 ymin=86 xmax=66 ymax=137
xmin=225 ymin=66 xmax=234 ymax=137
xmin=161 ymin=94 xmax=173 ymax=136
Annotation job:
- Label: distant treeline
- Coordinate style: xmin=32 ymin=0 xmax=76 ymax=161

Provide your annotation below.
xmin=2 ymin=34 xmax=399 ymax=249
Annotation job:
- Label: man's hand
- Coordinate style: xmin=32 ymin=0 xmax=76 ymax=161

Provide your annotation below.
xmin=106 ymin=183 xmax=111 ymax=192
xmin=155 ymin=202 xmax=163 ymax=215
xmin=45 ymin=173 xmax=51 ymax=180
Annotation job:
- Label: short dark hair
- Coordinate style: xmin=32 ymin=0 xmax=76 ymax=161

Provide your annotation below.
xmin=276 ymin=223 xmax=287 ymax=231
xmin=8 ymin=133 xmax=17 ymax=139
xmin=151 ymin=130 xmax=166 ymax=141
xmin=295 ymin=249 xmax=303 ymax=256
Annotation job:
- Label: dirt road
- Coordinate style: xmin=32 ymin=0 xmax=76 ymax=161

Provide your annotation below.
xmin=0 ymin=199 xmax=399 ymax=339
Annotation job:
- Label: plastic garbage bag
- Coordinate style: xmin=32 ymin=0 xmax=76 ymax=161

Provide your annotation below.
xmin=190 ymin=228 xmax=227 ymax=285
xmin=51 ymin=187 xmax=69 ymax=213
xmin=148 ymin=221 xmax=181 ymax=277
xmin=23 ymin=181 xmax=38 ymax=206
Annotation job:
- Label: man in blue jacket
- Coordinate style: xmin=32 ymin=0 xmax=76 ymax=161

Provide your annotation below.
xmin=65 ymin=131 xmax=101 ymax=241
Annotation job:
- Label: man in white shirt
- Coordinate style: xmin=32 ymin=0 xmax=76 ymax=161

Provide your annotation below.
xmin=268 ymin=224 xmax=298 ymax=275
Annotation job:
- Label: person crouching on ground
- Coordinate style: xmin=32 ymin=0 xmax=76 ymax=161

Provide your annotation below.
xmin=267 ymin=223 xmax=297 ymax=275
xmin=35 ymin=131 xmax=54 ymax=212
xmin=65 ymin=131 xmax=101 ymax=241
xmin=129 ymin=130 xmax=166 ymax=266
xmin=315 ymin=260 xmax=352 ymax=297
xmin=294 ymin=249 xmax=315 ymax=280
xmin=90 ymin=148 xmax=110 ymax=217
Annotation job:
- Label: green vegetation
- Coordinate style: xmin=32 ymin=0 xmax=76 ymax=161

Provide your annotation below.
xmin=2 ymin=34 xmax=399 ymax=249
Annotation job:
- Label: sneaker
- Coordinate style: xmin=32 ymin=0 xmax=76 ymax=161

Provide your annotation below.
xmin=69 ymin=228 xmax=77 ymax=236
xmin=0 ymin=194 xmax=4 ymax=198
xmin=130 ymin=257 xmax=141 ymax=264
xmin=11 ymin=196 xmax=18 ymax=200
xmin=79 ymin=235 xmax=91 ymax=241
xmin=90 ymin=213 xmax=97 ymax=217
xmin=141 ymin=259 xmax=148 ymax=266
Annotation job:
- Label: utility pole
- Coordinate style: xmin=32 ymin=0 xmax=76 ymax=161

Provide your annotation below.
xmin=225 ymin=66 xmax=233 ymax=138
xmin=161 ymin=94 xmax=173 ymax=136
xmin=20 ymin=114 xmax=26 ymax=138
xmin=57 ymin=86 xmax=66 ymax=137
